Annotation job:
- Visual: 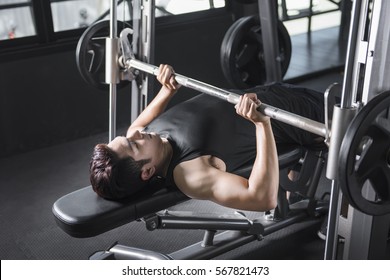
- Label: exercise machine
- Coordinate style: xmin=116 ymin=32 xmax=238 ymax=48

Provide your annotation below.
xmin=53 ymin=0 xmax=390 ymax=260
xmin=324 ymin=0 xmax=390 ymax=260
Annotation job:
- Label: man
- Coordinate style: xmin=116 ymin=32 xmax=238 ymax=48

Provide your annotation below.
xmin=90 ymin=64 xmax=324 ymax=211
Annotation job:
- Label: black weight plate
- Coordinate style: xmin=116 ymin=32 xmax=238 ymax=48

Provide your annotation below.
xmin=220 ymin=15 xmax=292 ymax=89
xmin=339 ymin=91 xmax=390 ymax=216
xmin=76 ymin=20 xmax=130 ymax=90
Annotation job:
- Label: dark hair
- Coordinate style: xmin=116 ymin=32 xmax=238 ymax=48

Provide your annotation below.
xmin=89 ymin=144 xmax=151 ymax=199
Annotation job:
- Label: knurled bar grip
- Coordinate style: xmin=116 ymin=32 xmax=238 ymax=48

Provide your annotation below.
xmin=128 ymin=59 xmax=327 ymax=138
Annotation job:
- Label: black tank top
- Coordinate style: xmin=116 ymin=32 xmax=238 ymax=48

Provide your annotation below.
xmin=143 ymin=83 xmax=324 ymax=186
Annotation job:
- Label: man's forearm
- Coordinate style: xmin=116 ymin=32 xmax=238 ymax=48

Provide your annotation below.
xmin=248 ymin=121 xmax=279 ymax=203
xmin=128 ymin=86 xmax=177 ymax=132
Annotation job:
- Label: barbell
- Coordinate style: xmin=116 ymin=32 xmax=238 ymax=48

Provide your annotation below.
xmin=75 ymin=20 xmax=390 ymax=216
xmin=76 ymin=20 xmax=327 ymax=138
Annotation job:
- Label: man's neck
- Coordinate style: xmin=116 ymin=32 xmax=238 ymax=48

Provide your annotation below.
xmin=159 ymin=138 xmax=173 ymax=177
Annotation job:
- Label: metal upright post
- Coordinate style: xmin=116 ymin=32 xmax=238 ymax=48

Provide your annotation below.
xmin=130 ymin=0 xmax=155 ymax=122
xmin=326 ymin=0 xmax=390 ymax=260
xmin=131 ymin=0 xmax=141 ymax=123
xmin=106 ymin=0 xmax=119 ymax=141
xmin=324 ymin=0 xmax=364 ymax=259
xmin=341 ymin=0 xmax=390 ymax=259
xmin=257 ymin=0 xmax=282 ymax=83
xmin=140 ymin=0 xmax=155 ymax=106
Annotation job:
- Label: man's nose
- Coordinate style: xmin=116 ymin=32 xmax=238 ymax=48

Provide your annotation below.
xmin=132 ymin=130 xmax=143 ymax=139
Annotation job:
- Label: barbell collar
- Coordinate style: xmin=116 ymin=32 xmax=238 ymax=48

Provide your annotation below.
xmin=128 ymin=58 xmax=327 ymax=138
xmin=105 ymin=38 xmax=120 ymax=85
xmin=325 ymin=105 xmax=358 ymax=180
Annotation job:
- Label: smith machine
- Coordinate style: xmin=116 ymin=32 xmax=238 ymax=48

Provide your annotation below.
xmin=57 ymin=0 xmax=390 ymax=259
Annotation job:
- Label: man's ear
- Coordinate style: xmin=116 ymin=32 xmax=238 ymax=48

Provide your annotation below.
xmin=141 ymin=165 xmax=155 ymax=181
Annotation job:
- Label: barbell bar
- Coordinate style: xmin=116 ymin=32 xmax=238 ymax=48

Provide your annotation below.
xmin=77 ymin=21 xmax=327 ymax=138
xmin=124 ymin=54 xmax=328 ymax=138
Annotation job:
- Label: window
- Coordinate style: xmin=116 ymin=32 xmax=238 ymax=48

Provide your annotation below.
xmin=50 ymin=0 xmax=132 ymax=32
xmin=0 ymin=0 xmax=36 ymax=40
xmin=156 ymin=0 xmax=225 ymax=17
xmin=279 ymin=0 xmax=342 ymax=35
xmin=0 ymin=0 xmax=226 ymax=45
xmin=50 ymin=0 xmax=225 ymax=32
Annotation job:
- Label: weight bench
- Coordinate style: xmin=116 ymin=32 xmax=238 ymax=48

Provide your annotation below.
xmin=52 ymin=144 xmax=328 ymax=260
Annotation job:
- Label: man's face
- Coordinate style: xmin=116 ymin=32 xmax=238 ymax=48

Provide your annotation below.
xmin=107 ymin=130 xmax=163 ymax=165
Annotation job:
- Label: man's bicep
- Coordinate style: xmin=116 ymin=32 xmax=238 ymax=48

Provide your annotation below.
xmin=174 ymin=166 xmax=248 ymax=202
xmin=208 ymin=171 xmax=254 ymax=208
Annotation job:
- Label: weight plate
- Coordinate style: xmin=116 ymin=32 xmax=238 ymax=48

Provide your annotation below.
xmin=339 ymin=91 xmax=390 ymax=216
xmin=220 ymin=15 xmax=292 ymax=89
xmin=76 ymin=20 xmax=130 ymax=90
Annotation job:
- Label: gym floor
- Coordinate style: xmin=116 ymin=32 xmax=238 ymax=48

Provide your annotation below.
xmin=0 ymin=27 xmax=345 ymax=260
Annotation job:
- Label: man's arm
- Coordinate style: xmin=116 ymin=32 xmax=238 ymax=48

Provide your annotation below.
xmin=127 ymin=64 xmax=180 ymax=136
xmin=174 ymin=94 xmax=279 ymax=212
xmin=234 ymin=93 xmax=279 ymax=210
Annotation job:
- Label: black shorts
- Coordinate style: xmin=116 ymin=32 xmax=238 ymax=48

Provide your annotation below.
xmin=233 ymin=82 xmax=326 ymax=149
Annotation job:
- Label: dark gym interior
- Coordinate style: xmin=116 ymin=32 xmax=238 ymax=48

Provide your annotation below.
xmin=1 ymin=0 xmax=389 ymax=262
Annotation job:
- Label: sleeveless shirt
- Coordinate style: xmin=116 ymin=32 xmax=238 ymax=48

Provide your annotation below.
xmin=143 ymin=83 xmax=324 ymax=186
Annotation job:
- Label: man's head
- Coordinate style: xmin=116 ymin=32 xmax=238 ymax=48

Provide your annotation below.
xmin=89 ymin=130 xmax=166 ymax=199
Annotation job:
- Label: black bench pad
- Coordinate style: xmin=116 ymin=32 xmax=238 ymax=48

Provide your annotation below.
xmin=53 ymin=187 xmax=187 ymax=238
